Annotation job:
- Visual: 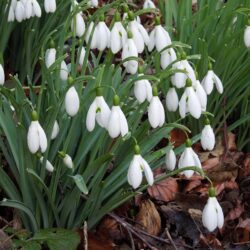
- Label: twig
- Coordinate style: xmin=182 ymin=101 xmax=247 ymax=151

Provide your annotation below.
xmin=126 ymin=228 xmax=136 ymax=250
xmin=83 ymin=221 xmax=88 ymax=250
xmin=108 ymin=212 xmax=155 ymax=250
xmin=165 ymin=228 xmax=178 ymax=250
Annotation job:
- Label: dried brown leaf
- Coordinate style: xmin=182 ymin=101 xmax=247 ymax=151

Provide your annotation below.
xmin=135 ymin=200 xmax=161 ymax=236
xmin=148 ymin=177 xmax=178 ymax=202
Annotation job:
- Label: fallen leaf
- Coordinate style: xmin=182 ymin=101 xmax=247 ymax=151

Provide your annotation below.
xmin=202 ymin=157 xmax=220 ymax=171
xmin=169 ymin=128 xmax=188 ymax=148
xmin=234 ymin=219 xmax=250 ymax=243
xmin=215 ymin=180 xmax=238 ymax=196
xmin=88 ymin=232 xmax=115 ymax=250
xmin=225 ymin=201 xmax=244 ymax=222
xmin=0 ymin=230 xmax=12 ymax=250
xmin=135 ymin=200 xmax=161 ymax=236
xmin=184 ymin=179 xmax=202 ymax=193
xmin=239 ymin=153 xmax=250 ymax=178
xmin=227 ymin=132 xmax=237 ymax=151
xmin=148 ymin=177 xmax=178 ymax=202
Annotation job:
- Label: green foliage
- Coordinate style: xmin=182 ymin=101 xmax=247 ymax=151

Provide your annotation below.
xmin=159 ymin=0 xmax=250 ymax=150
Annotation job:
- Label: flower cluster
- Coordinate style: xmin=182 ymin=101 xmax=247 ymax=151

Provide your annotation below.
xmin=7 ymin=0 xmax=56 ymax=22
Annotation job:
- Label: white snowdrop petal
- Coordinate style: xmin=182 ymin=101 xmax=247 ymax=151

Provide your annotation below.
xmin=141 ymin=157 xmax=154 ymax=186
xmin=118 ymin=108 xmax=129 ymax=137
xmin=202 ymin=70 xmax=214 ymax=95
xmin=27 ymin=121 xmax=40 ymax=153
xmin=213 ymin=73 xmax=223 ymax=94
xmin=215 ymin=199 xmax=224 ymax=228
xmin=111 ymin=25 xmax=122 ymax=54
xmin=166 ymin=87 xmax=179 ymax=112
xmin=148 ymin=97 xmax=160 ymax=128
xmin=51 ymin=120 xmax=59 ymax=140
xmin=202 ymin=198 xmax=218 ymax=232
xmin=95 ymin=96 xmax=111 ymax=128
xmin=201 ymin=125 xmax=215 ymax=151
xmin=73 ymin=13 xmax=85 ymax=37
xmin=60 ymin=60 xmax=68 ymax=81
xmin=129 ymin=21 xmax=144 ymax=53
xmin=155 ymin=25 xmax=171 ymax=52
xmin=134 ymin=80 xmax=147 ymax=103
xmin=108 ymin=106 xmax=121 ymax=138
xmin=165 ymin=148 xmax=176 ymax=171
xmin=0 ymin=64 xmax=5 ymax=85
xmin=178 ymin=148 xmax=195 ymax=178
xmin=65 ymin=86 xmax=80 ymax=117
xmin=25 ymin=0 xmax=32 ymax=18
xmin=136 ymin=22 xmax=150 ymax=45
xmin=195 ymin=81 xmax=207 ymax=111
xmin=86 ymin=100 xmax=97 ymax=132
xmin=32 ymin=0 xmax=41 ymax=17
xmin=37 ymin=123 xmax=47 ymax=153
xmin=145 ymin=80 xmax=153 ymax=102
xmin=160 ymin=48 xmax=176 ymax=69
xmin=15 ymin=1 xmax=25 ymax=22
xmin=148 ymin=29 xmax=156 ymax=52
xmin=179 ymin=92 xmax=187 ymax=118
xmin=63 ymin=154 xmax=73 ymax=169
xmin=244 ymin=26 xmax=250 ymax=48
xmin=45 ymin=48 xmax=56 ymax=68
xmin=186 ymin=87 xmax=202 ymax=119
xmin=127 ymin=155 xmax=143 ymax=189
xmin=143 ymin=0 xmax=156 ymax=9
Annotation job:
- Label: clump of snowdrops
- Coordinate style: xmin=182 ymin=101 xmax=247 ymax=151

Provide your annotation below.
xmin=0 ymin=0 xmax=239 ymax=233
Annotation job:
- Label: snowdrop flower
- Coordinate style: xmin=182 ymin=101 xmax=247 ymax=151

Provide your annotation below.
xmin=194 ymin=79 xmax=207 ymax=112
xmin=0 ymin=64 xmax=5 ymax=85
xmin=148 ymin=17 xmax=172 ymax=52
xmin=178 ymin=139 xmax=202 ymax=178
xmin=24 ymin=0 xmax=33 ymax=19
xmin=165 ymin=147 xmax=176 ymax=171
xmin=51 ymin=120 xmax=59 ymax=140
xmin=65 ymin=83 xmax=80 ymax=117
xmin=244 ymin=24 xmax=250 ymax=48
xmin=45 ymin=47 xmax=56 ymax=68
xmin=127 ymin=145 xmax=154 ymax=189
xmin=122 ymin=31 xmax=138 ymax=75
xmin=160 ymin=48 xmax=177 ymax=69
xmin=202 ymin=187 xmax=224 ymax=232
xmin=201 ymin=64 xmax=223 ymax=95
xmin=30 ymin=0 xmax=42 ymax=18
xmin=110 ymin=12 xmax=127 ymax=54
xmin=27 ymin=111 xmax=47 ymax=154
xmin=107 ymin=95 xmax=128 ymax=138
xmin=94 ymin=14 xmax=110 ymax=51
xmin=78 ymin=47 xmax=86 ymax=66
xmin=71 ymin=13 xmax=85 ymax=37
xmin=85 ymin=21 xmax=97 ymax=49
xmin=40 ymin=157 xmax=54 ymax=172
xmin=88 ymin=0 xmax=98 ymax=7
xmin=86 ymin=88 xmax=111 ymax=131
xmin=134 ymin=69 xmax=152 ymax=103
xmin=60 ymin=60 xmax=68 ymax=81
xmin=148 ymin=86 xmax=165 ymax=128
xmin=201 ymin=120 xmax=215 ymax=151
xmin=143 ymin=0 xmax=156 ymax=9
xmin=44 ymin=0 xmax=56 ymax=13
xmin=166 ymin=87 xmax=178 ymax=112
xmin=128 ymin=11 xmax=150 ymax=53
xmin=60 ymin=153 xmax=74 ymax=169
xmin=179 ymin=79 xmax=202 ymax=119
xmin=8 ymin=5 xmax=15 ymax=22
xmin=15 ymin=1 xmax=25 ymax=22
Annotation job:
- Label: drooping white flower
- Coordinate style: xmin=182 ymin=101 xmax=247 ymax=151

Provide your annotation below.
xmin=148 ymin=17 xmax=172 ymax=52
xmin=202 ymin=189 xmax=224 ymax=232
xmin=63 ymin=154 xmax=74 ymax=169
xmin=178 ymin=139 xmax=202 ymax=178
xmin=134 ymin=73 xmax=152 ymax=103
xmin=85 ymin=21 xmax=97 ymax=49
xmin=127 ymin=145 xmax=154 ymax=189
xmin=78 ymin=47 xmax=86 ymax=66
xmin=45 ymin=48 xmax=56 ymax=68
xmin=60 ymin=60 xmax=68 ymax=81
xmin=7 ymin=5 xmax=15 ymax=22
xmin=31 ymin=0 xmax=42 ymax=18
xmin=244 ymin=25 xmax=250 ymax=48
xmin=160 ymin=48 xmax=177 ymax=69
xmin=201 ymin=68 xmax=223 ymax=95
xmin=71 ymin=13 xmax=85 ymax=37
xmin=15 ymin=1 xmax=25 ymax=22
xmin=107 ymin=95 xmax=128 ymax=138
xmin=23 ymin=0 xmax=32 ymax=19
xmin=110 ymin=13 xmax=127 ymax=54
xmin=148 ymin=86 xmax=165 ymax=128
xmin=51 ymin=120 xmax=59 ymax=140
xmin=128 ymin=12 xmax=149 ymax=53
xmin=165 ymin=147 xmax=176 ymax=171
xmin=166 ymin=87 xmax=178 ymax=112
xmin=86 ymin=92 xmax=111 ymax=131
xmin=94 ymin=17 xmax=110 ymax=51
xmin=40 ymin=157 xmax=54 ymax=172
xmin=143 ymin=0 xmax=156 ymax=9
xmin=65 ymin=86 xmax=80 ymax=117
xmin=201 ymin=123 xmax=215 ymax=151
xmin=27 ymin=111 xmax=47 ymax=154
xmin=88 ymin=0 xmax=98 ymax=7
xmin=122 ymin=31 xmax=138 ymax=75
xmin=179 ymin=79 xmax=202 ymax=119
xmin=0 ymin=64 xmax=5 ymax=85
xmin=194 ymin=80 xmax=207 ymax=112
xmin=44 ymin=0 xmax=56 ymax=13
xmin=172 ymin=60 xmax=196 ymax=89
